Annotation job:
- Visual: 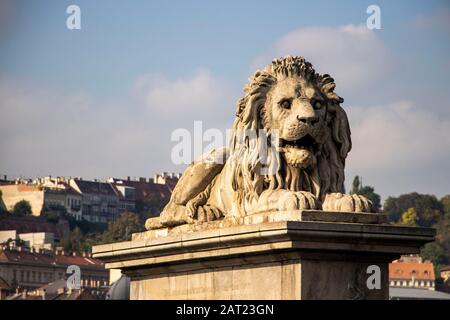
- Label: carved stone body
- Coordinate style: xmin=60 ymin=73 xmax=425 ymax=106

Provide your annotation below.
xmin=146 ymin=56 xmax=373 ymax=230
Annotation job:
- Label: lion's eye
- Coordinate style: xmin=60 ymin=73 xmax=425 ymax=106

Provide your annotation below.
xmin=313 ymin=100 xmax=323 ymax=109
xmin=280 ymin=99 xmax=291 ymax=109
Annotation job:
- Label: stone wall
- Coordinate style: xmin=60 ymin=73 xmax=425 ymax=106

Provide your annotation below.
xmin=0 ymin=185 xmax=44 ymax=216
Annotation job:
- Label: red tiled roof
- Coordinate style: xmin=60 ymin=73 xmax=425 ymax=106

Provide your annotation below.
xmin=389 ymin=260 xmax=435 ymax=281
xmin=0 ymin=249 xmax=104 ymax=268
xmin=110 ymin=178 xmax=173 ymax=201
xmin=72 ymin=179 xmax=116 ymax=196
xmin=54 ymin=254 xmax=103 ymax=267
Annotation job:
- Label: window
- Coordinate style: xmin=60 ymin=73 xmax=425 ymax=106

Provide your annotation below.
xmin=26 ymin=271 xmax=30 ymax=282
xmin=20 ymin=270 xmax=24 ymax=282
xmin=13 ymin=269 xmax=17 ymax=281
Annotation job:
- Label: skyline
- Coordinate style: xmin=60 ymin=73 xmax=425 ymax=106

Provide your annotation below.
xmin=1 ymin=0 xmax=450 ymax=201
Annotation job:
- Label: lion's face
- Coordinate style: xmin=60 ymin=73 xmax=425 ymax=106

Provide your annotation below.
xmin=265 ymin=76 xmax=328 ymax=169
xmin=232 ymin=56 xmax=351 ymax=200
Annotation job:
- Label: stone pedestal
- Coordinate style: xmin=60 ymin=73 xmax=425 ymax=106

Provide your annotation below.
xmin=92 ymin=210 xmax=434 ymax=300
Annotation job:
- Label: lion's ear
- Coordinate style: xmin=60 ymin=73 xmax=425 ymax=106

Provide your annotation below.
xmin=240 ymin=96 xmax=261 ymax=130
xmin=329 ymin=103 xmax=352 ymax=159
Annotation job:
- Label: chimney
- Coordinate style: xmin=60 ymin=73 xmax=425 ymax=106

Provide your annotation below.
xmin=127 ymin=176 xmax=130 ymax=181
xmin=139 ymin=177 xmax=146 ymax=183
xmin=3 ymin=175 xmax=6 ymax=180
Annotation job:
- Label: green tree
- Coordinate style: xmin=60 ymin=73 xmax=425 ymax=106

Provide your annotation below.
xmin=421 ymin=242 xmax=448 ymax=276
xmin=350 ymin=176 xmax=381 ymax=210
xmin=351 ymin=176 xmax=360 ymax=195
xmin=99 ymin=212 xmax=143 ymax=243
xmin=13 ymin=200 xmax=32 ymax=216
xmin=60 ymin=226 xmax=93 ymax=254
xmin=383 ymin=193 xmax=443 ymax=227
xmin=401 ymin=208 xmax=418 ymax=226
xmin=358 ymin=186 xmax=381 ymax=211
xmin=441 ymin=195 xmax=450 ymax=218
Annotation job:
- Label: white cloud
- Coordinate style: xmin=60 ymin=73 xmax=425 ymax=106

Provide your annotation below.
xmin=133 ymin=69 xmax=231 ymax=119
xmin=254 ymin=24 xmax=450 ymax=199
xmin=345 ymin=101 xmax=450 ymax=198
xmin=253 ymin=24 xmax=392 ymax=91
xmin=0 ymin=70 xmax=234 ymax=179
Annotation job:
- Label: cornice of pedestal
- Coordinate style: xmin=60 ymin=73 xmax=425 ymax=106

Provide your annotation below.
xmin=92 ymin=210 xmax=435 ymax=274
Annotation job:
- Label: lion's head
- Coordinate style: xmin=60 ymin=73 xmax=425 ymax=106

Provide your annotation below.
xmin=230 ymin=56 xmax=351 ymax=207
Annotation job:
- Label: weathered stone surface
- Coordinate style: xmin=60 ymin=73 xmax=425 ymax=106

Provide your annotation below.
xmin=92 ymin=56 xmax=436 ymax=300
xmin=134 ymin=210 xmax=386 ymax=241
xmin=93 ymin=217 xmax=435 ymax=300
xmin=145 ymin=56 xmax=375 ymax=231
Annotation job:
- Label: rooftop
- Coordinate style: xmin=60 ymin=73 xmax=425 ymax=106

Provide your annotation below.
xmin=0 ymin=249 xmax=104 ymax=269
xmin=389 ymin=259 xmax=435 ymax=281
xmin=72 ymin=179 xmax=116 ymax=196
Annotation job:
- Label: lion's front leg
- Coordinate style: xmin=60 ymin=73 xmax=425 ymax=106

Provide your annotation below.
xmin=247 ymin=189 xmax=319 ymax=214
xmin=322 ymin=193 xmax=373 ymax=213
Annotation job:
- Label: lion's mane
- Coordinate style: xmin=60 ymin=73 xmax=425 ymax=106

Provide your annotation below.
xmin=229 ymin=56 xmax=351 ymax=208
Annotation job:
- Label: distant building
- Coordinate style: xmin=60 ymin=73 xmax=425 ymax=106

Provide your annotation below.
xmin=0 ymin=247 xmax=108 ymax=293
xmin=441 ymin=265 xmax=450 ymax=282
xmin=389 ymin=255 xmax=435 ymax=290
xmin=69 ymin=179 xmax=118 ymax=223
xmin=0 ymin=275 xmax=12 ymax=299
xmin=0 ymin=184 xmax=45 ymax=216
xmin=0 ymin=178 xmax=83 ymax=220
xmin=0 ymin=230 xmax=54 ymax=251
xmin=44 ymin=188 xmax=83 ymax=221
xmin=1 ymin=173 xmax=180 ymax=222
xmin=0 ymin=215 xmax=69 ymax=243
xmin=6 ymin=278 xmax=103 ymax=300
xmin=108 ymin=173 xmax=180 ymax=215
xmin=109 ymin=182 xmax=136 ymax=213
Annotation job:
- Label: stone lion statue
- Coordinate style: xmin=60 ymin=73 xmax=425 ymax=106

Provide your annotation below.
xmin=146 ymin=56 xmax=373 ymax=230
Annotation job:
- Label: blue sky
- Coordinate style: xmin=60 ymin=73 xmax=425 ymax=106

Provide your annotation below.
xmin=1 ymin=0 xmax=449 ymax=201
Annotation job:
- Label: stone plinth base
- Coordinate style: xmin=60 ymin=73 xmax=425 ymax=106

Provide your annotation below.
xmin=92 ymin=210 xmax=434 ymax=300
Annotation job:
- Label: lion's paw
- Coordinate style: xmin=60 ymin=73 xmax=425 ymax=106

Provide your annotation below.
xmin=322 ymin=193 xmax=373 ymax=213
xmin=278 ymin=191 xmax=319 ymax=211
xmin=196 ymin=205 xmax=224 ymax=223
